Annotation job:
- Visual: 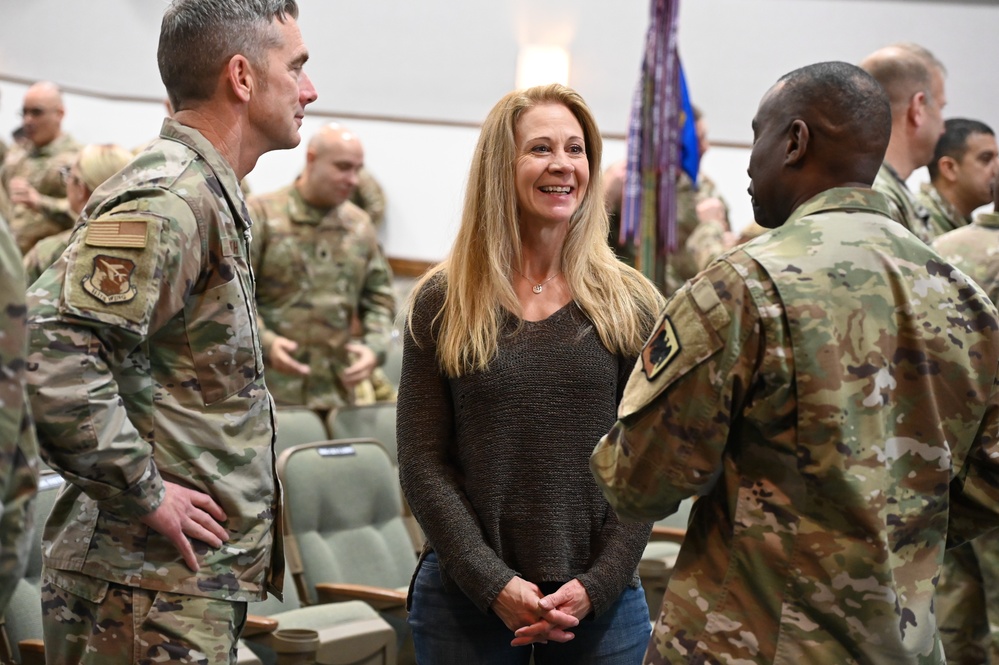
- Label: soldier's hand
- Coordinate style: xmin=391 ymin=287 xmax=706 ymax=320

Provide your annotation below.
xmin=343 ymin=342 xmax=377 ymax=387
xmin=139 ymin=480 xmax=229 ymax=572
xmin=269 ymin=336 xmax=310 ymax=376
xmin=9 ymin=177 xmax=41 ymax=209
xmin=695 ymin=197 xmax=727 ymax=225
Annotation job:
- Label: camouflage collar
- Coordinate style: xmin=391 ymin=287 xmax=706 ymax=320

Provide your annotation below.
xmin=974 ymin=211 xmax=999 ymax=229
xmin=158 ymin=118 xmax=246 ymax=220
xmin=784 ymin=187 xmax=892 ymax=226
xmin=30 ymin=132 xmax=76 ymax=158
xmin=920 ymin=182 xmax=968 ymax=226
xmin=287 ymin=184 xmax=332 ymax=225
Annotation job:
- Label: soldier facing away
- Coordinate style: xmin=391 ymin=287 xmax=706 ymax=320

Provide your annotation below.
xmin=24 ymin=1 xmax=317 ymax=663
xmin=591 ymin=61 xmax=999 ymax=664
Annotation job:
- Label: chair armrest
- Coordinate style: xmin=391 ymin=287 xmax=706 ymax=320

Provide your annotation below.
xmin=650 ymin=526 xmax=686 ymax=543
xmin=241 ymin=614 xmax=280 ymax=638
xmin=315 ymin=583 xmax=408 ymax=611
xmin=19 ymin=639 xmax=47 ymax=665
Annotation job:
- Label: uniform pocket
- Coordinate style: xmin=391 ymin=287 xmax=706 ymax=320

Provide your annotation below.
xmin=184 ymin=278 xmax=256 ymax=405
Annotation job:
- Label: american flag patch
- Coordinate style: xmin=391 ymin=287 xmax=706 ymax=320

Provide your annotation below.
xmin=85 ymin=218 xmax=148 ymax=249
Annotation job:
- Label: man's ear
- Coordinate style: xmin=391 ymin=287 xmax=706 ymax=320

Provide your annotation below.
xmin=226 ymin=54 xmax=254 ymax=103
xmin=785 ymin=119 xmax=809 ymax=167
xmin=937 ymin=155 xmax=959 ymax=183
xmin=908 ymin=91 xmax=927 ymax=128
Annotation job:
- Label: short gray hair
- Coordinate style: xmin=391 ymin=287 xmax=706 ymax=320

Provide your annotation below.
xmin=158 ymin=0 xmax=299 ymax=111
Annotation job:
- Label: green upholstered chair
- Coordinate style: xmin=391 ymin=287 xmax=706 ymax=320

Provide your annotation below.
xmin=277 ymin=439 xmax=418 ymax=662
xmin=327 ymin=403 xmax=398 ymax=464
xmin=0 ymin=471 xmax=63 ymax=665
xmin=239 ymin=582 xmax=397 ymax=665
xmin=327 ymin=403 xmax=423 ymax=554
xmin=274 ymin=407 xmax=330 ymax=457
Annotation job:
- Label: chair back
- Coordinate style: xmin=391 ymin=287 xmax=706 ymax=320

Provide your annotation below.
xmin=327 ymin=403 xmax=397 ymax=464
xmin=2 ymin=472 xmax=65 ymax=664
xmin=277 ymin=440 xmax=417 ymax=605
xmin=274 ymin=408 xmax=329 ymax=457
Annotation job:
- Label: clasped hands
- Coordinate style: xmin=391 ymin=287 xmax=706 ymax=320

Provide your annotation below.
xmin=491 ymin=576 xmax=592 ymax=647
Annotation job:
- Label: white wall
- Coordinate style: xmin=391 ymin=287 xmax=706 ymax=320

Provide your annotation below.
xmin=1 ymin=0 xmax=996 ymax=261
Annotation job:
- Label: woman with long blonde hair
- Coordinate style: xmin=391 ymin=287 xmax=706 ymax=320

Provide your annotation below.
xmin=398 ymin=83 xmax=663 ymax=664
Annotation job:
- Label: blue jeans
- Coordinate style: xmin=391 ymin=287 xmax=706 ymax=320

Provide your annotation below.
xmin=408 ymin=552 xmax=650 ymax=665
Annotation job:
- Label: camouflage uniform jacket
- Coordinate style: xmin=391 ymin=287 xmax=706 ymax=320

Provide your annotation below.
xmin=26 ymin=118 xmax=281 ymax=602
xmin=873 ymin=162 xmax=934 ymax=244
xmin=592 ymin=187 xmax=999 ymax=664
xmin=933 ymin=211 xmax=999 ymax=306
xmin=918 ymin=182 xmax=971 ymax=237
xmin=248 ymin=185 xmax=395 ymax=410
xmin=22 ymin=227 xmax=73 ymax=286
xmin=0 ymin=133 xmax=80 ymax=253
xmin=0 ymin=213 xmax=39 ymax=614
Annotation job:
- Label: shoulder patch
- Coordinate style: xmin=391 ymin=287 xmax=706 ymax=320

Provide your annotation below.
xmin=642 ymin=316 xmax=681 ymax=380
xmin=85 ymin=217 xmax=149 ymax=249
xmin=82 ymin=255 xmax=138 ymax=304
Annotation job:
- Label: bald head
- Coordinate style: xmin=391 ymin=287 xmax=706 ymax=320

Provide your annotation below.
xmin=860 ymin=43 xmax=944 ymax=110
xmin=749 ymin=62 xmax=891 ymax=228
xmin=299 ymin=123 xmax=365 ymax=208
xmin=21 ymin=81 xmax=65 ymax=148
xmin=860 ymin=43 xmax=947 ymax=176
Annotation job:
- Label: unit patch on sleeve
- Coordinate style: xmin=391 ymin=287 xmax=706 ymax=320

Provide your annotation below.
xmin=82 ymin=255 xmax=138 ymax=304
xmin=642 ymin=315 xmax=681 ymax=380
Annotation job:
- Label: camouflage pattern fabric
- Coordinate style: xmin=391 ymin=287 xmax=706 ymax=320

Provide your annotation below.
xmin=22 ymin=226 xmax=72 ymax=286
xmin=592 ymin=187 xmax=999 ymax=664
xmin=934 ymin=212 xmax=999 ymax=306
xmin=0 ymin=132 xmax=80 ymax=253
xmin=873 ymin=162 xmax=935 ymax=244
xmin=25 ymin=118 xmax=281 ymax=605
xmin=41 ymin=568 xmax=247 ymax=665
xmin=932 ymin=210 xmax=999 ymax=663
xmin=350 ymin=167 xmax=387 ymax=227
xmin=919 ymin=182 xmax=972 ymax=238
xmin=249 ymin=184 xmax=395 ymax=410
xmin=660 ymin=172 xmax=731 ymax=297
xmin=0 ymin=213 xmax=39 ymax=615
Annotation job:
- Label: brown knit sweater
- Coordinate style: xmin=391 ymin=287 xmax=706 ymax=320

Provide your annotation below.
xmin=397 ymin=276 xmax=653 ymax=617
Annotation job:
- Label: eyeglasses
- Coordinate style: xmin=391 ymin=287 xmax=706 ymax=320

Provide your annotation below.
xmin=20 ymin=107 xmax=55 ymax=118
xmin=59 ymin=165 xmax=82 ymax=187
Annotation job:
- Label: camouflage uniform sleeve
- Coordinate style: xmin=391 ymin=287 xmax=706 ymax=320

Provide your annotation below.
xmin=358 ymin=234 xmax=396 ymax=364
xmin=26 ymin=189 xmax=202 ymax=518
xmin=0 ymin=215 xmax=39 ymax=614
xmin=34 ymin=191 xmax=72 ymax=228
xmin=687 ymin=219 xmax=729 ymax=272
xmin=591 ymin=258 xmax=765 ymax=521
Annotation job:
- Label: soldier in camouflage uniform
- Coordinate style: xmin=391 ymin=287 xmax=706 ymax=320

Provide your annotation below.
xmin=860 ymin=43 xmax=947 ymax=244
xmin=0 ymin=81 xmax=81 ymax=254
xmin=592 ymin=62 xmax=999 ymax=664
xmin=249 ymin=123 xmax=395 ymax=412
xmin=0 ymin=212 xmax=39 ymax=615
xmin=24 ymin=1 xmax=317 ymax=663
xmin=919 ymin=118 xmax=998 ymax=239
xmin=932 ymin=175 xmax=999 ymax=664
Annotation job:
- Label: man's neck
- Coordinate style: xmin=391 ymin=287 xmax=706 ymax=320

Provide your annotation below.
xmin=883 ymin=139 xmax=916 ymax=182
xmin=172 ymin=106 xmax=256 ymax=180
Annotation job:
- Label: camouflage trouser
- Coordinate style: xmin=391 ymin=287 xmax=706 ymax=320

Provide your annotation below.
xmin=41 ymin=568 xmax=247 ymax=665
xmin=937 ymin=531 xmax=999 ymax=665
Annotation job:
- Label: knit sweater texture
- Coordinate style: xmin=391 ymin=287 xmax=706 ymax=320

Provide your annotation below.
xmin=397 ymin=276 xmax=653 ymax=616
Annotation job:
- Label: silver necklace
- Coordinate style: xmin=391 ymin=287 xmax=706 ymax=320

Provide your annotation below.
xmin=513 ymin=267 xmax=561 ymax=294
